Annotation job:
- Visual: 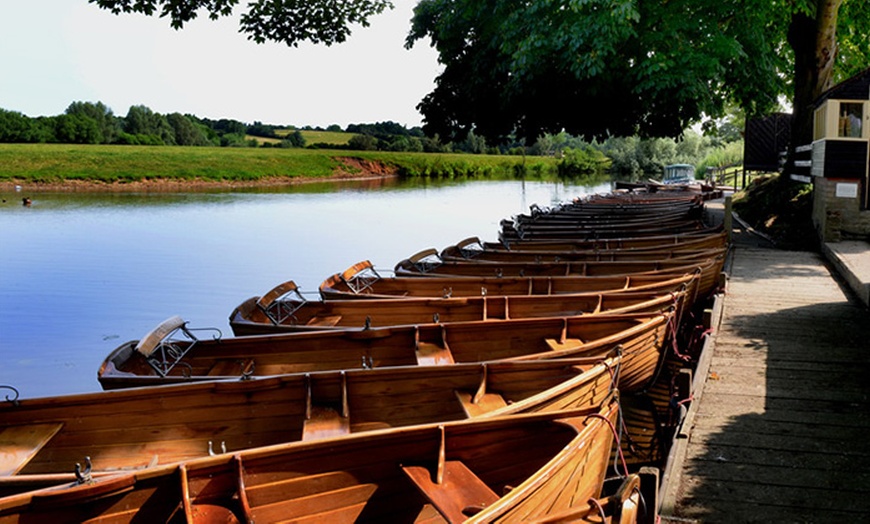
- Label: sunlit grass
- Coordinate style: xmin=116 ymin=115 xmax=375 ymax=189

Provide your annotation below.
xmin=0 ymin=144 xmax=564 ymax=184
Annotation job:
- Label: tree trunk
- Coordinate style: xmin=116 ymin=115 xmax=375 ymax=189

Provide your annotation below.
xmin=784 ymin=0 xmax=842 ymax=180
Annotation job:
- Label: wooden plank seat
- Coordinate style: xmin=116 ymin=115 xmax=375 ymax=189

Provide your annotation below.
xmin=454 ymin=364 xmax=508 ymax=417
xmin=302 ymin=406 xmax=351 ymax=442
xmin=0 ymin=423 xmax=64 ymax=476
xmin=302 ymin=372 xmax=351 ymax=441
xmin=454 ymin=391 xmax=508 ymax=418
xmin=415 ymin=342 xmax=455 ymax=366
xmin=402 ymin=461 xmax=499 ymax=522
xmin=545 ymin=338 xmax=584 ymax=352
xmin=415 ymin=326 xmax=455 ymax=366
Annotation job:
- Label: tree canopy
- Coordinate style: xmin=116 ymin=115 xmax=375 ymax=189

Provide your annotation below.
xmin=90 ymin=0 xmax=870 ymax=152
xmin=88 ymin=0 xmax=393 ymax=46
xmin=407 ymin=0 xmax=870 ymax=145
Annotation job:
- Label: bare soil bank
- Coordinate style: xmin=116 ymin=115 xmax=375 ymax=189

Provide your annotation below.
xmin=0 ymin=157 xmax=399 ymax=193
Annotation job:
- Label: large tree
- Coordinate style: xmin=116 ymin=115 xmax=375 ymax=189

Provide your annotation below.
xmin=406 ymin=0 xmax=870 ymax=147
xmin=90 ymin=1 xmax=870 ymax=156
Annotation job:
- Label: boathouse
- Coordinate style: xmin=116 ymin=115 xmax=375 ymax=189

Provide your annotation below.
xmin=810 ymin=67 xmax=870 ymax=241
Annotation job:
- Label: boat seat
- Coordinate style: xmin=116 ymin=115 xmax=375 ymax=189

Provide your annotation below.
xmin=454 ymin=390 xmax=508 ymax=418
xmin=135 ymin=315 xmax=187 ymax=357
xmin=256 ymin=281 xmax=307 ymax=325
xmin=0 ymin=423 xmax=64 ymax=476
xmin=256 ymin=280 xmax=299 ymax=310
xmin=415 ymin=342 xmax=455 ymax=366
xmin=545 ymin=338 xmax=584 ymax=352
xmin=402 ymin=460 xmax=499 ymax=522
xmin=305 ymin=315 xmax=342 ymax=327
xmin=302 ymin=405 xmax=350 ymax=441
xmin=406 ymin=249 xmax=442 ymax=273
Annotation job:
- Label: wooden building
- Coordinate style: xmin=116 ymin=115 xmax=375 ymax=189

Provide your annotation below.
xmin=743 ymin=112 xmax=792 ymax=173
xmin=811 ymin=68 xmax=870 ymax=241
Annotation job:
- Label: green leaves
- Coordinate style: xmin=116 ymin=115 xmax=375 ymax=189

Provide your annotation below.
xmin=88 ymin=1 xmax=238 ymax=29
xmin=89 ymin=0 xmax=393 ymax=46
xmin=241 ymin=0 xmax=393 ymax=47
xmin=408 ymin=0 xmax=787 ymax=140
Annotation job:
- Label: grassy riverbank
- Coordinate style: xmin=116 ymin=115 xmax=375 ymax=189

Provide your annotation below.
xmin=0 ymin=144 xmax=562 ymax=189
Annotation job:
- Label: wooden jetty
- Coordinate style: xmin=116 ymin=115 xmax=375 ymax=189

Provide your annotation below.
xmin=660 ymin=226 xmax=870 ymax=520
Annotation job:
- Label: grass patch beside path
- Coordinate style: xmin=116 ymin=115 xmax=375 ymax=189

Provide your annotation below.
xmin=0 ymin=144 xmax=560 ymax=188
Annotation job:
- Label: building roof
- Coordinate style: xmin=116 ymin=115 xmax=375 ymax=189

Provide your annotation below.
xmin=814 ymin=67 xmax=870 ymax=107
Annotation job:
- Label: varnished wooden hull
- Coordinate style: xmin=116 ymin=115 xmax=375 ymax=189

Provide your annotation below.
xmin=0 ymin=358 xmax=618 ymax=496
xmin=320 ymin=260 xmax=720 ymax=301
xmin=229 ymin=287 xmax=686 ymax=336
xmin=99 ymin=312 xmax=672 ymax=393
xmin=499 ymin=219 xmax=710 ymax=242
xmin=486 ymin=227 xmax=724 ymax=251
xmin=439 ymin=231 xmax=727 ymax=262
xmin=394 ymin=249 xmax=725 ymax=278
xmin=0 ymin=399 xmax=621 ymax=523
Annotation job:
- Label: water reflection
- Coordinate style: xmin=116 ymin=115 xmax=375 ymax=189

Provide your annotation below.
xmin=0 ymin=176 xmax=611 ymax=398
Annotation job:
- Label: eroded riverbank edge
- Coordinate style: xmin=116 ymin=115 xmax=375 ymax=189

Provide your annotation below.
xmin=0 ymin=156 xmax=400 ymax=193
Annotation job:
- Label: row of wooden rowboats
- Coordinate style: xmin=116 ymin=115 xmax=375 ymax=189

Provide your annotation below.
xmin=0 ymin=188 xmax=727 ymax=522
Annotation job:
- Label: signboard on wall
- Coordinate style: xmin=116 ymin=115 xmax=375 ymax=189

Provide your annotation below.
xmin=836 ymin=182 xmax=859 ymax=198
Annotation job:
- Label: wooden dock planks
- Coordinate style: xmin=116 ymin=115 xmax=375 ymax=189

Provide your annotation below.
xmin=664 ymin=246 xmax=870 ymax=522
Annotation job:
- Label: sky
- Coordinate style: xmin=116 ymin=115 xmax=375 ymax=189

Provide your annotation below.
xmin=0 ymin=1 xmax=442 ymax=128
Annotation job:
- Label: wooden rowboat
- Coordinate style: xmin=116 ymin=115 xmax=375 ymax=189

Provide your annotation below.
xmin=393 ymin=250 xmax=725 ymax=288
xmin=440 ymin=231 xmax=728 ymax=262
xmin=0 ymin=357 xmax=618 ymax=496
xmin=229 ymin=280 xmax=687 ymax=336
xmin=434 ymin=245 xmax=724 ymax=264
xmin=488 ymin=227 xmax=725 ymax=251
xmin=98 ymin=311 xmax=673 ymax=392
xmin=507 ymin=206 xmax=702 ymax=227
xmin=0 ymin=398 xmax=627 ymax=523
xmin=319 ymin=260 xmax=711 ymax=300
xmin=499 ymin=218 xmax=710 ymax=242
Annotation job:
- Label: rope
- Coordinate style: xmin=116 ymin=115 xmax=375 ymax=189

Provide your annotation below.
xmin=666 ymin=312 xmax=691 ymax=362
xmin=587 ymin=497 xmax=607 ymax=522
xmin=586 ymin=411 xmax=629 ymax=478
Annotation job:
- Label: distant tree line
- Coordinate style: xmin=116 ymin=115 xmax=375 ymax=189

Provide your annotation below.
xmin=0 ymin=102 xmax=307 ymax=149
xmin=0 ymin=101 xmax=743 ymax=177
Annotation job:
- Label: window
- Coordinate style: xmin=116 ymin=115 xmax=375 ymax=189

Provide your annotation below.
xmin=839 ymin=102 xmax=863 ymax=138
xmin=814 ymin=104 xmax=827 ymax=140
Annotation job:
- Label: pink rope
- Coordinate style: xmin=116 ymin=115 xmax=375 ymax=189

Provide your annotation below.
xmin=586 ymin=413 xmax=629 ymax=477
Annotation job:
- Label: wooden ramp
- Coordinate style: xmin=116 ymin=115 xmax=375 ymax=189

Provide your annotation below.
xmin=663 ymin=244 xmax=870 ymax=521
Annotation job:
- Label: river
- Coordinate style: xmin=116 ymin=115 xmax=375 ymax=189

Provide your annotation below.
xmin=0 ymin=176 xmax=613 ymax=399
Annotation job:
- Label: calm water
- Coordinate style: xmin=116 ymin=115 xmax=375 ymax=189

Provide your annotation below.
xmin=0 ymin=177 xmax=611 ymax=399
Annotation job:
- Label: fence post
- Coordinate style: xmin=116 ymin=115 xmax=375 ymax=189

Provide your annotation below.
xmin=724 ymin=195 xmax=733 ymax=244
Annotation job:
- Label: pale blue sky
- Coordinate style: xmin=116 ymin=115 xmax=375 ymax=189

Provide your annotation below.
xmin=0 ymin=1 xmax=440 ymax=127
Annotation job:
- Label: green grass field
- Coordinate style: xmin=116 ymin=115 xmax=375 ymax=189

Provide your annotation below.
xmin=0 ymin=143 xmax=561 ymax=185
xmin=270 ymin=129 xmax=353 ymax=146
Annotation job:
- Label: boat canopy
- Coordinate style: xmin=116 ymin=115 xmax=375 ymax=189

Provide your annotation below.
xmin=663 ymin=164 xmax=696 ymax=184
